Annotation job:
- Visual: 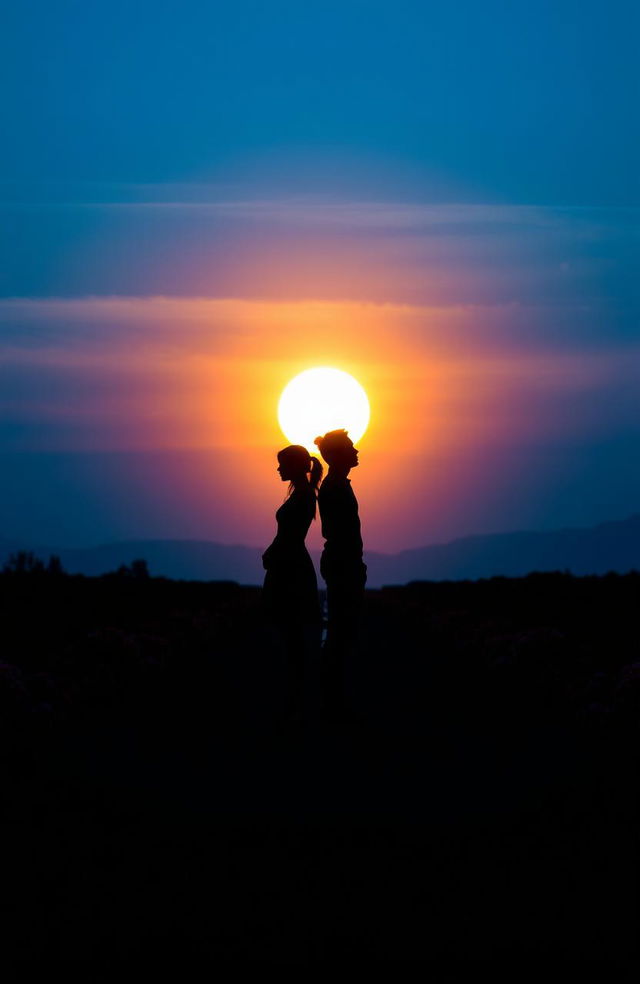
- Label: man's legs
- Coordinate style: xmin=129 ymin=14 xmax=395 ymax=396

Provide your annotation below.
xmin=322 ymin=579 xmax=363 ymax=719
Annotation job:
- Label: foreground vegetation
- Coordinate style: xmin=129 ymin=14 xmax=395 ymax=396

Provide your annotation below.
xmin=0 ymin=567 xmax=637 ymax=981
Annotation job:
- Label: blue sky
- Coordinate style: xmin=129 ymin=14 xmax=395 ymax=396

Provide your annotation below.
xmin=2 ymin=0 xmax=638 ymax=204
xmin=0 ymin=0 xmax=638 ymax=551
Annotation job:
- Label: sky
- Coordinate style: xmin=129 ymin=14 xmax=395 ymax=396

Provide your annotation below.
xmin=1 ymin=0 xmax=638 ymax=554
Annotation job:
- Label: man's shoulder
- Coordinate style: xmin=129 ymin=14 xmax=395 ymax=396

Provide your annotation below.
xmin=318 ymin=478 xmax=358 ymax=513
xmin=320 ymin=475 xmax=351 ymax=491
xmin=320 ymin=481 xmax=346 ymax=501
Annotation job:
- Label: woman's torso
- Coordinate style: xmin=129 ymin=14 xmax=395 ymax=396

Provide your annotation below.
xmin=270 ymin=489 xmax=315 ymax=558
xmin=262 ymin=489 xmax=319 ymax=620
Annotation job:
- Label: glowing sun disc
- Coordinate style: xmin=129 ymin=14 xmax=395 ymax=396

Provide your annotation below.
xmin=278 ymin=368 xmax=370 ymax=451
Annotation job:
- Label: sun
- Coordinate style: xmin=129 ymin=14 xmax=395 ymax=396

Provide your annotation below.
xmin=278 ymin=367 xmax=370 ymax=452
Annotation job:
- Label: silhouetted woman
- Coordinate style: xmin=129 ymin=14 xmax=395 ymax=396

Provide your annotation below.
xmin=262 ymin=445 xmax=323 ymax=720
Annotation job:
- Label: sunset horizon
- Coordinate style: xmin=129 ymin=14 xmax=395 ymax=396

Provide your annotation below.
xmin=2 ymin=0 xmax=638 ymax=564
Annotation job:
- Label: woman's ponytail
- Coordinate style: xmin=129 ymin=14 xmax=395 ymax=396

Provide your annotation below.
xmin=308 ymin=455 xmax=323 ymax=518
xmin=309 ymin=455 xmax=323 ymax=493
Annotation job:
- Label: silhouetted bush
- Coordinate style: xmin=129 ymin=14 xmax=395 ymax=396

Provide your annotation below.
xmin=46 ymin=554 xmax=64 ymax=576
xmin=109 ymin=557 xmax=150 ymax=578
xmin=3 ymin=550 xmax=45 ymax=575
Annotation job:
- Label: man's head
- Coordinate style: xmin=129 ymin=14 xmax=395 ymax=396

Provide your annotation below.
xmin=314 ymin=429 xmax=359 ymax=472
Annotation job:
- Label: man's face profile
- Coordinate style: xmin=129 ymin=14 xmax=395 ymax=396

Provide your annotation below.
xmin=335 ymin=437 xmax=359 ymax=470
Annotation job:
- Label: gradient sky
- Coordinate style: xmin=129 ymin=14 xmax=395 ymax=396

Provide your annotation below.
xmin=1 ymin=0 xmax=638 ymax=554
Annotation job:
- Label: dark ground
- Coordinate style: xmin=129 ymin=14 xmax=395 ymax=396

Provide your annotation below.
xmin=0 ymin=569 xmax=638 ymax=981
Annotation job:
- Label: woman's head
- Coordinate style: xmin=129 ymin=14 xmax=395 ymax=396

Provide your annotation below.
xmin=277 ymin=444 xmax=311 ymax=480
xmin=276 ymin=445 xmax=323 ymax=507
xmin=278 ymin=444 xmax=322 ymax=487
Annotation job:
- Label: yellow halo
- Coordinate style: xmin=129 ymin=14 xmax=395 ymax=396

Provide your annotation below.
xmin=278 ymin=367 xmax=370 ymax=452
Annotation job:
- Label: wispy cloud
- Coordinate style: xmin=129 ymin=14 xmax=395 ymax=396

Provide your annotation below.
xmin=0 ymin=195 xmax=636 ymax=322
xmin=1 ymin=292 xmax=638 ymax=552
xmin=1 ymin=295 xmax=638 ymax=456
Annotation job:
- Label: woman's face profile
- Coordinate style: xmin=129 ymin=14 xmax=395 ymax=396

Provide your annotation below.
xmin=277 ymin=452 xmax=298 ymax=482
xmin=276 ymin=446 xmax=310 ymax=483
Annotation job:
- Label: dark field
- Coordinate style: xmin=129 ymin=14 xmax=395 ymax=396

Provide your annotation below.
xmin=1 ymin=569 xmax=638 ymax=982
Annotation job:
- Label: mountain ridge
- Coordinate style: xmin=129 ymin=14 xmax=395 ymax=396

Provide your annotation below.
xmin=2 ymin=513 xmax=639 ymax=586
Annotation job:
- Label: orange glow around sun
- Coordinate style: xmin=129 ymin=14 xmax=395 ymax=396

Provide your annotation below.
xmin=7 ymin=294 xmax=608 ymax=551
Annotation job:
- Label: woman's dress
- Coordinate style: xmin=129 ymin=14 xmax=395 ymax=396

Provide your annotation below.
xmin=262 ymin=488 xmax=320 ymax=626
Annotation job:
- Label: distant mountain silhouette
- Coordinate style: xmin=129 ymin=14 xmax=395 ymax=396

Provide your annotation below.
xmin=2 ymin=514 xmax=639 ymax=586
xmin=366 ymin=513 xmax=640 ymax=584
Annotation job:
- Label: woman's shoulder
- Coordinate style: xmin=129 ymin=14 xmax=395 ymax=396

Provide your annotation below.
xmin=287 ymin=488 xmax=316 ymax=512
xmin=289 ymin=486 xmax=316 ymax=502
xmin=278 ymin=488 xmax=314 ymax=507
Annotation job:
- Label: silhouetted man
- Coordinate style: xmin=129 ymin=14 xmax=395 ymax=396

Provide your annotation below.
xmin=314 ymin=429 xmax=367 ymax=718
